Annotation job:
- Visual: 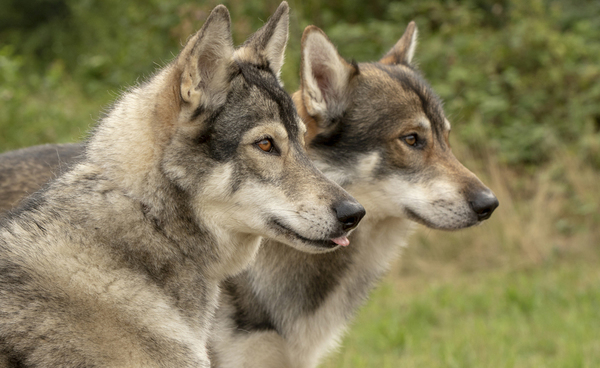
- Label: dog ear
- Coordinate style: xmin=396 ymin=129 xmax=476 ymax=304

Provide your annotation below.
xmin=299 ymin=25 xmax=359 ymax=127
xmin=178 ymin=5 xmax=234 ymax=111
xmin=380 ymin=21 xmax=418 ymax=66
xmin=237 ymin=1 xmax=289 ymax=79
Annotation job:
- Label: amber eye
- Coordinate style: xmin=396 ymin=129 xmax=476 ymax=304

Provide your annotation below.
xmin=403 ymin=134 xmax=417 ymax=146
xmin=257 ymin=138 xmax=273 ymax=152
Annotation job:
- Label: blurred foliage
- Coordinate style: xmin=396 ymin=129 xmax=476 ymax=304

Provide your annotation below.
xmin=1 ymin=0 xmax=599 ymax=167
xmin=319 ymin=0 xmax=600 ymax=167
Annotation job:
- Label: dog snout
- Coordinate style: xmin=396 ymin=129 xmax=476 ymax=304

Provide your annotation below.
xmin=333 ymin=201 xmax=366 ymax=231
xmin=468 ymin=189 xmax=499 ymax=221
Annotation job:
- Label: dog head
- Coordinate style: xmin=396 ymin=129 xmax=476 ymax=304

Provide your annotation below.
xmin=294 ymin=23 xmax=498 ymax=230
xmin=150 ymin=3 xmax=364 ymax=253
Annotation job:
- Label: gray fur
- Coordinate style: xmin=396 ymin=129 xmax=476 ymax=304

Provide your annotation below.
xmin=0 ymin=22 xmax=497 ymax=368
xmin=210 ymin=24 xmax=498 ymax=368
xmin=0 ymin=143 xmax=84 ymax=213
xmin=0 ymin=4 xmax=363 ymax=367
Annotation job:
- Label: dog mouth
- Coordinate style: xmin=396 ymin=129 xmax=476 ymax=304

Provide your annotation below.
xmin=271 ymin=219 xmax=349 ymax=249
xmin=404 ymin=207 xmax=477 ymax=230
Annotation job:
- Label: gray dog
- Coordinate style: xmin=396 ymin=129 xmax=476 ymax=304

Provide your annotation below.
xmin=0 ymin=20 xmax=498 ymax=368
xmin=0 ymin=3 xmax=364 ymax=367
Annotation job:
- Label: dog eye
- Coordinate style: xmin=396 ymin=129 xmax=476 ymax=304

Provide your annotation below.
xmin=403 ymin=134 xmax=418 ymax=146
xmin=257 ymin=138 xmax=274 ymax=153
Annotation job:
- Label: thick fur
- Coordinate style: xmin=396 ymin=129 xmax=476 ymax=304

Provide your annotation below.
xmin=0 ymin=144 xmax=84 ymax=213
xmin=0 ymin=23 xmax=497 ymax=368
xmin=210 ymin=23 xmax=499 ymax=368
xmin=0 ymin=4 xmax=364 ymax=367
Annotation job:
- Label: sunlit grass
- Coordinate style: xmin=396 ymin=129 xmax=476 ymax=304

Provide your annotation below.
xmin=323 ymin=260 xmax=600 ymax=368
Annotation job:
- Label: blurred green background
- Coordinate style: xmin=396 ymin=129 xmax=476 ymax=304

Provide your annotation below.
xmin=1 ymin=0 xmax=599 ymax=366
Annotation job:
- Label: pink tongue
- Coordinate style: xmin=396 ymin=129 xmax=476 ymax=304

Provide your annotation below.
xmin=331 ymin=236 xmax=350 ymax=247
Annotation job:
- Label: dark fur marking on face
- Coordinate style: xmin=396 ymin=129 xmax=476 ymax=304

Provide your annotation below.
xmin=193 ymin=104 xmax=227 ymax=148
xmin=371 ymin=64 xmax=447 ymax=148
xmin=192 ymin=97 xmax=241 ymax=162
xmin=307 ymin=111 xmax=377 ymax=173
xmin=188 ymin=62 xmax=299 ymax=165
xmin=236 ymin=62 xmax=300 ymax=138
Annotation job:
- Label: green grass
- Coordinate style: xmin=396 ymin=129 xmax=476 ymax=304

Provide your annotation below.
xmin=322 ymin=260 xmax=600 ymax=368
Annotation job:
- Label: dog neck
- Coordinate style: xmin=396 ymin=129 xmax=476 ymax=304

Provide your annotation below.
xmin=86 ymin=68 xmax=175 ymax=203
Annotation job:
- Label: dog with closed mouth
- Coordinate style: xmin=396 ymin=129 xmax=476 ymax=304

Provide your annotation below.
xmin=209 ymin=22 xmax=498 ymax=368
xmin=0 ymin=21 xmax=497 ymax=368
xmin=0 ymin=3 xmax=364 ymax=367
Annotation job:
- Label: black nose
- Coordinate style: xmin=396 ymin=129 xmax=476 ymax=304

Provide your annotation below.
xmin=333 ymin=201 xmax=366 ymax=231
xmin=469 ymin=189 xmax=499 ymax=221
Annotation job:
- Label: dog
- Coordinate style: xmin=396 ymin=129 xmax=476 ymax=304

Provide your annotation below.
xmin=0 ymin=3 xmax=365 ymax=367
xmin=209 ymin=23 xmax=499 ymax=368
xmin=0 ymin=143 xmax=83 ymax=213
xmin=0 ymin=22 xmax=497 ymax=368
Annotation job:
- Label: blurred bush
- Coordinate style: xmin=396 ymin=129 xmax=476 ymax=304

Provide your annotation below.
xmin=309 ymin=0 xmax=600 ymax=167
xmin=0 ymin=0 xmax=599 ymax=168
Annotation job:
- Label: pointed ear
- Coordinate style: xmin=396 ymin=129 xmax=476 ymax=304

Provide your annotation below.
xmin=178 ymin=5 xmax=234 ymax=111
xmin=300 ymin=25 xmax=359 ymax=124
xmin=236 ymin=1 xmax=289 ymax=78
xmin=380 ymin=21 xmax=418 ymax=65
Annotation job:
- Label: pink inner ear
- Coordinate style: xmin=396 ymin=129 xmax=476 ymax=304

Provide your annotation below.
xmin=312 ymin=68 xmax=331 ymax=103
xmin=309 ymin=50 xmax=334 ymax=104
